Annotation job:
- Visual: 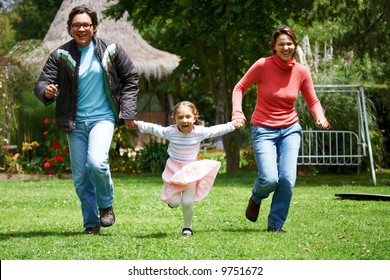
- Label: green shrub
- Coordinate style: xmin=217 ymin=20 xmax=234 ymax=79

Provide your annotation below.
xmin=109 ymin=147 xmax=141 ymax=174
xmin=139 ymin=137 xmax=169 ymax=173
xmin=198 ymin=149 xmax=227 ymax=173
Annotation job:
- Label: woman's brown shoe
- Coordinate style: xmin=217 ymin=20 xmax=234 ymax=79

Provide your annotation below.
xmin=245 ymin=196 xmax=260 ymax=222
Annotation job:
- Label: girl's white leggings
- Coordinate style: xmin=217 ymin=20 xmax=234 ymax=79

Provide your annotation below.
xmin=169 ymin=182 xmax=196 ymax=229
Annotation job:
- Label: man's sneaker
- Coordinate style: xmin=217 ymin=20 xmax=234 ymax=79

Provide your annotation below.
xmin=99 ymin=206 xmax=115 ymax=227
xmin=182 ymin=228 xmax=193 ymax=236
xmin=245 ymin=196 xmax=260 ymax=222
xmin=84 ymin=226 xmax=101 ymax=235
xmin=267 ymin=227 xmax=286 ymax=233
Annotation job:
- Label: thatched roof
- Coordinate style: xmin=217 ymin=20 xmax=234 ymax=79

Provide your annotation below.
xmin=43 ymin=0 xmax=180 ymax=80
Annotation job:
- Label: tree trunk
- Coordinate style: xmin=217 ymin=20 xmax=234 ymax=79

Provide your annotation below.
xmin=216 ymin=77 xmax=241 ymax=172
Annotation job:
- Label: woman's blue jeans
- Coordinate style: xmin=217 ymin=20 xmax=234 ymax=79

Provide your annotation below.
xmin=250 ymin=123 xmax=302 ymax=230
xmin=66 ymin=120 xmax=115 ymax=228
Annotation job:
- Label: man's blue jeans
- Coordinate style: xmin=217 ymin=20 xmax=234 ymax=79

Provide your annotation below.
xmin=250 ymin=123 xmax=302 ymax=230
xmin=67 ymin=120 xmax=115 ymax=228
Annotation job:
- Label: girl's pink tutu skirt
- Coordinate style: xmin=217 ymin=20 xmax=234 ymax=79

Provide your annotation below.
xmin=161 ymin=157 xmax=221 ymax=204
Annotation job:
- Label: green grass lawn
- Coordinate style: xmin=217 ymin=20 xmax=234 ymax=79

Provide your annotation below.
xmin=0 ymin=170 xmax=389 ymax=260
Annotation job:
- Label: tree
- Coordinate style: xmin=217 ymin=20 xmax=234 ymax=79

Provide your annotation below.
xmin=10 ymin=0 xmax=62 ymax=40
xmin=0 ymin=13 xmax=16 ymax=56
xmin=290 ymin=0 xmax=390 ymax=85
xmin=105 ymin=0 xmax=291 ymax=171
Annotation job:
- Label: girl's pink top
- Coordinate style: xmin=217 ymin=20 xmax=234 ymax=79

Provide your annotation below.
xmin=232 ymin=54 xmax=325 ymax=128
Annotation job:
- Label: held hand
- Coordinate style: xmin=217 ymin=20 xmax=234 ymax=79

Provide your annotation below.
xmin=125 ymin=119 xmax=138 ymax=129
xmin=232 ymin=119 xmax=246 ymax=129
xmin=316 ymin=118 xmax=330 ymax=129
xmin=44 ymin=84 xmax=59 ymax=99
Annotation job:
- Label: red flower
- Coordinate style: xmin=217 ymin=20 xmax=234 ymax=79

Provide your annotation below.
xmin=3 ymin=146 xmax=8 ymax=151
xmin=56 ymin=155 xmax=63 ymax=161
xmin=44 ymin=162 xmax=51 ymax=169
xmin=44 ymin=157 xmax=49 ymax=161
xmin=44 ymin=118 xmax=50 ymax=124
xmin=52 ymin=142 xmax=61 ymax=149
xmin=10 ymin=153 xmax=14 ymax=158
xmin=47 ymin=171 xmax=53 ymax=175
xmin=43 ymin=131 xmax=48 ymax=136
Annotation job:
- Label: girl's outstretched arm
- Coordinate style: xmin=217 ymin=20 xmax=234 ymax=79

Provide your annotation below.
xmin=137 ymin=121 xmax=169 ymax=139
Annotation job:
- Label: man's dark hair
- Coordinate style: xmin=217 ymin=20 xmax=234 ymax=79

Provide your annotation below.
xmin=67 ymin=5 xmax=98 ymax=35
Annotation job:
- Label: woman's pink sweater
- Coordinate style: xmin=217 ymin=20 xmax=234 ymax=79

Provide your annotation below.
xmin=232 ymin=54 xmax=325 ymax=128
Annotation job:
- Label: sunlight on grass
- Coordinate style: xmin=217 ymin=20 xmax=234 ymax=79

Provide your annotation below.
xmin=0 ymin=171 xmax=389 ymax=260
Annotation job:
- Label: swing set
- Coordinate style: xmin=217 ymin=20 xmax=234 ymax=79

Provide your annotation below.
xmin=298 ymin=85 xmax=376 ymax=185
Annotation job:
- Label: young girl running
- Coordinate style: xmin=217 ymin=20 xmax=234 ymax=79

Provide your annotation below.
xmin=133 ymin=101 xmax=242 ymax=236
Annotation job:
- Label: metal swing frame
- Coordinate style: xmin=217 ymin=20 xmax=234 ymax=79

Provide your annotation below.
xmin=298 ymin=85 xmax=376 ymax=185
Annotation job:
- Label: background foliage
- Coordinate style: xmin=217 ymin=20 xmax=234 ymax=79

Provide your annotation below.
xmin=0 ymin=0 xmax=389 ymax=175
